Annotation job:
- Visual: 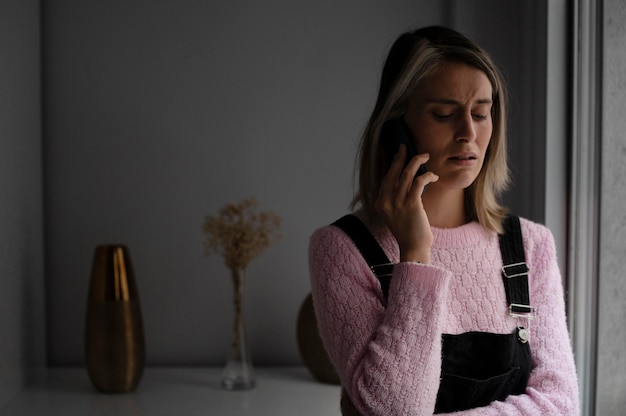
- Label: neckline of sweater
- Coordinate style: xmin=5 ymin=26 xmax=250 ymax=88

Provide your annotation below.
xmin=430 ymin=221 xmax=494 ymax=249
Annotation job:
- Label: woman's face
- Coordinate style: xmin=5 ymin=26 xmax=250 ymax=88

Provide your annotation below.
xmin=404 ymin=62 xmax=493 ymax=192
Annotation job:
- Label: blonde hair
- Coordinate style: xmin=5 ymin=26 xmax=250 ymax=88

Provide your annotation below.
xmin=351 ymin=26 xmax=510 ymax=233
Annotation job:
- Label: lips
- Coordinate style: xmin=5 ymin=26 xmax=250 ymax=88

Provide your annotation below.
xmin=448 ymin=152 xmax=477 ymax=161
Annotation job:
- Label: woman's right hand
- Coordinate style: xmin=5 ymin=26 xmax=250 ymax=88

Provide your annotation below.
xmin=375 ymin=144 xmax=439 ymax=263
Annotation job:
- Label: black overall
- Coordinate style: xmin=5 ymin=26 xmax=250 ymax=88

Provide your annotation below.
xmin=332 ymin=215 xmax=533 ymax=414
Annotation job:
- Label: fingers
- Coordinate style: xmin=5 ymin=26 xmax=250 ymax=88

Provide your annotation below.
xmin=376 ymin=148 xmax=438 ymax=219
xmin=395 ymin=153 xmax=431 ymax=198
xmin=407 ymin=157 xmax=439 ymax=198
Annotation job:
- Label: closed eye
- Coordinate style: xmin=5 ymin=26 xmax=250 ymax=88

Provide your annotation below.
xmin=433 ymin=113 xmax=454 ymax=120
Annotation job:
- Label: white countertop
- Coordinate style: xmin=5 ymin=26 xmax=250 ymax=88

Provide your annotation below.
xmin=0 ymin=367 xmax=342 ymax=415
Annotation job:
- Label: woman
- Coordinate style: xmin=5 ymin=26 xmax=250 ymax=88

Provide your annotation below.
xmin=309 ymin=26 xmax=579 ymax=415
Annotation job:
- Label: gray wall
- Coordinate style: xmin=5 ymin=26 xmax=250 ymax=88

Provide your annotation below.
xmin=0 ymin=0 xmax=45 ymax=408
xmin=43 ymin=0 xmax=551 ymax=366
xmin=596 ymin=0 xmax=626 ymax=413
xmin=43 ymin=0 xmax=446 ymax=366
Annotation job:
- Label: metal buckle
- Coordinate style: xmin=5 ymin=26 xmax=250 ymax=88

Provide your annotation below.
xmin=371 ymin=262 xmax=394 ymax=277
xmin=502 ymin=262 xmax=529 ymax=278
xmin=509 ymin=303 xmax=537 ymax=320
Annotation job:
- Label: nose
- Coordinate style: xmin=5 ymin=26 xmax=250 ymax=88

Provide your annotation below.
xmin=455 ymin=113 xmax=477 ymax=143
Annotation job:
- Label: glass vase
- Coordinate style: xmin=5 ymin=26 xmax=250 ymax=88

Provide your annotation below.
xmin=221 ymin=267 xmax=255 ymax=390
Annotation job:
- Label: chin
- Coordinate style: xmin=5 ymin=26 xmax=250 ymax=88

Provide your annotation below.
xmin=437 ymin=173 xmax=479 ymax=191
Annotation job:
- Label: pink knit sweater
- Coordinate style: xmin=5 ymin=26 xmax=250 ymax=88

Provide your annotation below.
xmin=309 ymin=213 xmax=579 ymax=415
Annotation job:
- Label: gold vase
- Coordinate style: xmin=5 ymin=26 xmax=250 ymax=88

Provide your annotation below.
xmin=85 ymin=244 xmax=145 ymax=393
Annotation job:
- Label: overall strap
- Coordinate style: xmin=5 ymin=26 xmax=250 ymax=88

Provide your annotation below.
xmin=499 ymin=215 xmax=536 ymax=320
xmin=332 ymin=215 xmax=392 ymax=298
xmin=333 ymin=213 xmax=535 ymax=325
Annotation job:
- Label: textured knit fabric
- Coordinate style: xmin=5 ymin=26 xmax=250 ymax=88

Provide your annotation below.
xmin=309 ymin=212 xmax=579 ymax=415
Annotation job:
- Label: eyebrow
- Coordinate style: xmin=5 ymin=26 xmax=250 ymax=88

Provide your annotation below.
xmin=427 ymin=98 xmax=493 ymax=105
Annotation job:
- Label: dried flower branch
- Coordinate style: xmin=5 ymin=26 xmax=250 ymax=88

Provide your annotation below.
xmin=202 ymin=197 xmax=282 ymax=272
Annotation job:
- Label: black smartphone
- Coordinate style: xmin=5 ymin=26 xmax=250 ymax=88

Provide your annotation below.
xmin=380 ymin=118 xmax=427 ymax=176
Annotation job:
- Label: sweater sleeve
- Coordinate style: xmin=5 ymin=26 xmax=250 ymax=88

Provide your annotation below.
xmin=438 ymin=221 xmax=580 ymax=416
xmin=309 ymin=224 xmax=451 ymax=415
